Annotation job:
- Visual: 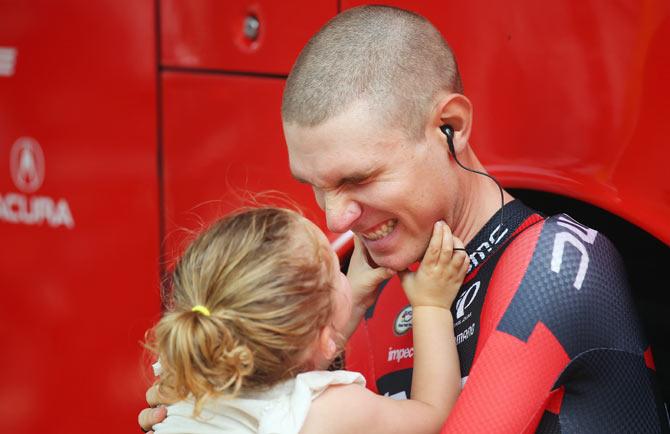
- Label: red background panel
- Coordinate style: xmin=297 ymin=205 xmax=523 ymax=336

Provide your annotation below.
xmin=161 ymin=72 xmax=324 ymax=262
xmin=0 ymin=1 xmax=160 ymax=433
xmin=343 ymin=0 xmax=670 ymax=244
xmin=160 ymin=0 xmax=337 ymax=74
xmin=0 ymin=1 xmax=668 ymax=433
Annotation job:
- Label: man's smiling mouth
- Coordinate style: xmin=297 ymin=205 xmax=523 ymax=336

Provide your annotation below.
xmin=360 ymin=219 xmax=398 ymax=241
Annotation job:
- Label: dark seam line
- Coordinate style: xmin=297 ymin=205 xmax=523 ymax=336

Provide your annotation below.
xmin=365 ymin=278 xmax=391 ymax=320
xmin=154 ymin=0 xmax=168 ymax=307
xmin=161 ymin=65 xmax=287 ymax=80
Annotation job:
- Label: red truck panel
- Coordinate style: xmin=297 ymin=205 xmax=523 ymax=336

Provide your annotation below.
xmin=0 ymin=2 xmax=668 ymax=433
xmin=0 ymin=1 xmax=159 ymax=433
xmin=161 ymin=72 xmax=324 ymax=261
xmin=160 ymin=0 xmax=337 ymax=74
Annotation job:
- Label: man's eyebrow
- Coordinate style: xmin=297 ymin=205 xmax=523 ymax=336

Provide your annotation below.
xmin=336 ymin=171 xmax=374 ymax=187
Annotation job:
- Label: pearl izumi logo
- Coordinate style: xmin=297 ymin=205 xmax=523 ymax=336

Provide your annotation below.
xmin=0 ymin=137 xmax=74 ymax=228
xmin=455 ymin=281 xmax=481 ymax=320
xmin=394 ymin=305 xmax=413 ymax=336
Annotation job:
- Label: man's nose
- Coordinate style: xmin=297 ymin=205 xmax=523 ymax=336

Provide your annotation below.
xmin=324 ymin=192 xmax=362 ymax=233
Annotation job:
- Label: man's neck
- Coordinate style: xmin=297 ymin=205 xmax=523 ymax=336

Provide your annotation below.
xmin=449 ymin=154 xmax=514 ymax=245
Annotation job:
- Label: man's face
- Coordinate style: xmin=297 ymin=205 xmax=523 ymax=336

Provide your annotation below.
xmin=285 ymin=102 xmax=455 ymax=271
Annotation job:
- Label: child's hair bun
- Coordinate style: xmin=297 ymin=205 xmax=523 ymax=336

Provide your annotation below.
xmin=197 ymin=311 xmax=255 ymax=394
xmin=149 ymin=308 xmax=256 ymax=414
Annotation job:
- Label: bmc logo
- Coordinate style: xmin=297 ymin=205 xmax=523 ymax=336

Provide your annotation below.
xmin=10 ymin=137 xmax=45 ymax=193
xmin=468 ymin=225 xmax=508 ymax=272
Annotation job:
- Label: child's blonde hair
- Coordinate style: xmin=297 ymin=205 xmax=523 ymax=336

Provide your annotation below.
xmin=146 ymin=207 xmax=336 ymax=414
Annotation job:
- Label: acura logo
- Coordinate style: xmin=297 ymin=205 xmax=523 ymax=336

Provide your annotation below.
xmin=10 ymin=137 xmax=45 ymax=193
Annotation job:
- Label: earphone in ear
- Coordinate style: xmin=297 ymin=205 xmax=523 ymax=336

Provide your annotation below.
xmin=439 ymin=123 xmax=506 ymax=232
xmin=439 ymin=124 xmax=456 ymax=155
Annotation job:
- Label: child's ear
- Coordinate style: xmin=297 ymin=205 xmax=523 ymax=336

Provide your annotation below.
xmin=319 ymin=326 xmax=338 ymax=361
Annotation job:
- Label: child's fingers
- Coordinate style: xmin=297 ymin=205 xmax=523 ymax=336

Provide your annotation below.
xmin=350 ymin=235 xmax=374 ymax=271
xmin=459 ymin=253 xmax=470 ymax=277
xmin=373 ymin=266 xmax=396 ymax=282
xmin=452 ymin=236 xmax=469 ymax=276
xmin=352 ymin=235 xmax=365 ymax=260
xmin=382 ymin=267 xmax=397 ymax=278
xmin=422 ymin=220 xmax=445 ymax=267
xmin=438 ymin=223 xmax=455 ymax=266
xmin=398 ymin=268 xmax=413 ymax=288
xmin=452 ymin=235 xmax=464 ymax=254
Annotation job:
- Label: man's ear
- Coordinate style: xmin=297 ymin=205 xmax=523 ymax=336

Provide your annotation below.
xmin=427 ymin=93 xmax=473 ymax=155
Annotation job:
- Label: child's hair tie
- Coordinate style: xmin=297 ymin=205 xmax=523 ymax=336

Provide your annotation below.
xmin=191 ymin=305 xmax=211 ymax=317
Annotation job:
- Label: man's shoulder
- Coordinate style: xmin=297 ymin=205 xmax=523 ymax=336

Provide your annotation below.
xmin=495 ymin=213 xmax=646 ymax=357
xmin=504 ymin=212 xmax=623 ymax=280
xmin=489 ymin=211 xmax=625 ymax=296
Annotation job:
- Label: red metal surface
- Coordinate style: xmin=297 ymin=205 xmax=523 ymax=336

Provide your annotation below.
xmin=161 ymin=72 xmax=324 ymax=261
xmin=343 ymin=0 xmax=670 ymax=245
xmin=0 ymin=1 xmax=159 ymax=433
xmin=1 ymin=1 xmax=669 ymax=433
xmin=160 ymin=0 xmax=337 ymax=74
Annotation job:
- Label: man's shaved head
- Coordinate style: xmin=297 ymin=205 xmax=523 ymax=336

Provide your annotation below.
xmin=282 ymin=5 xmax=463 ymax=140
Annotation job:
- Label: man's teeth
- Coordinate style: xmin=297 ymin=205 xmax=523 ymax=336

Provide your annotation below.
xmin=363 ymin=220 xmax=397 ymax=241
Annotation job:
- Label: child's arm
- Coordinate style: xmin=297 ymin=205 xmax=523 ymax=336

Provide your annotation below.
xmin=400 ymin=220 xmax=467 ymax=419
xmin=341 ymin=236 xmax=395 ymax=341
xmin=303 ymin=221 xmax=468 ymax=434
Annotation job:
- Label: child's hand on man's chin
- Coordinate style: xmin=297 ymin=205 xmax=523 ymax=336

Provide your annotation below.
xmin=346 ymin=236 xmax=396 ymax=310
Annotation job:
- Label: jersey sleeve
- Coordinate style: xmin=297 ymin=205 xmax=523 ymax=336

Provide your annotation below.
xmin=442 ymin=214 xmax=669 ymax=433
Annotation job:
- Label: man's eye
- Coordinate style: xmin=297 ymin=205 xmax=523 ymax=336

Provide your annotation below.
xmin=344 ymin=177 xmax=368 ymax=186
xmin=352 ymin=178 xmax=372 ymax=187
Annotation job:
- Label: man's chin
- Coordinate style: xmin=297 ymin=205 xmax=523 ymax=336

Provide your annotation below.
xmin=369 ymin=251 xmax=421 ymax=272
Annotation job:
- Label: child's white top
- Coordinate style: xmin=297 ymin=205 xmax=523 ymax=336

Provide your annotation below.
xmin=152 ymin=370 xmax=365 ymax=434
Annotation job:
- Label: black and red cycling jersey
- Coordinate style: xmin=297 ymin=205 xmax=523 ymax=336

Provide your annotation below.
xmin=345 ymin=200 xmax=670 ymax=433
